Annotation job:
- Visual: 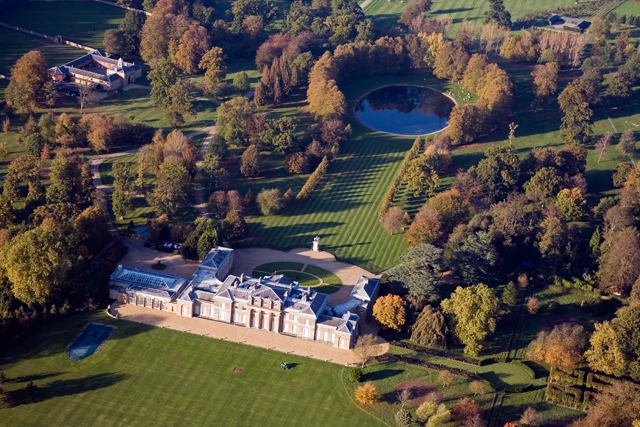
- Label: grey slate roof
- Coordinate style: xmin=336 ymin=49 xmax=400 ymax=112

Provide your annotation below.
xmin=110 ymin=265 xmax=190 ymax=299
xmin=48 ymin=51 xmax=141 ymax=83
xmin=351 ymin=276 xmax=380 ymax=301
xmin=199 ymin=246 xmax=233 ymax=270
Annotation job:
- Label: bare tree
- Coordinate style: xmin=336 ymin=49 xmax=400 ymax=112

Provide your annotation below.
xmin=596 ymin=132 xmax=612 ymax=163
xmin=353 ymin=334 xmax=378 ymax=368
xmin=77 ymin=84 xmax=99 ymax=114
xmin=396 ymin=388 xmax=410 ymax=409
xmin=520 ymin=406 xmax=539 ymax=426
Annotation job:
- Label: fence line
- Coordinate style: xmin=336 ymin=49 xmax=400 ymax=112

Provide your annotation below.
xmin=92 ymin=0 xmax=151 ymax=15
xmin=0 ymin=21 xmax=96 ymax=51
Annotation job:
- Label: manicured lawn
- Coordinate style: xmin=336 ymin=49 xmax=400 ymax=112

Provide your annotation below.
xmin=346 ymin=360 xmax=492 ymax=426
xmin=364 ymin=0 xmax=603 ymax=31
xmin=84 ymin=89 xmax=218 ymax=135
xmin=243 ymin=74 xmax=466 ymax=273
xmin=493 ymin=389 xmax=584 ymax=426
xmin=252 ymin=269 xmax=321 ymax=286
xmin=254 ymin=262 xmax=306 ymax=272
xmin=1 ymin=0 xmax=126 ymax=49
xmin=251 ymin=263 xmax=342 ymax=291
xmin=610 ymin=0 xmax=640 ymax=16
xmin=0 ymin=26 xmax=87 ymax=76
xmin=303 ymin=265 xmax=342 ymax=286
xmin=0 ymin=311 xmax=383 ymax=427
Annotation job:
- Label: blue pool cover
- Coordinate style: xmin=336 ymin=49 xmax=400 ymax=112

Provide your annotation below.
xmin=67 ymin=323 xmax=116 ymax=360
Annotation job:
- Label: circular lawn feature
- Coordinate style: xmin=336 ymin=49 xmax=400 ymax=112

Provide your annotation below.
xmin=252 ymin=270 xmax=320 ymax=287
xmin=394 ymin=381 xmax=443 ymax=407
xmin=252 ymin=263 xmax=343 ymax=294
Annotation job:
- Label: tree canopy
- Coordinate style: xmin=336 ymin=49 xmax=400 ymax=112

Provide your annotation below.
xmin=441 ymin=284 xmax=500 ymax=356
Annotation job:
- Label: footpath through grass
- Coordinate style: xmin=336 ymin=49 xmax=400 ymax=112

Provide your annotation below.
xmin=0 ymin=311 xmax=383 ymax=427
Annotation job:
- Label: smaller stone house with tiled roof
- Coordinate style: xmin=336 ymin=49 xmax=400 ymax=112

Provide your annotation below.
xmin=49 ymin=49 xmax=142 ymax=91
xmin=109 ymin=247 xmax=376 ymax=349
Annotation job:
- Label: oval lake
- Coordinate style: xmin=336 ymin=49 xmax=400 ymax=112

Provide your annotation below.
xmin=355 ymin=85 xmax=455 ymax=136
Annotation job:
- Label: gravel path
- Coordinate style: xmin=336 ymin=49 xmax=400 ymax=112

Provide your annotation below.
xmin=111 ymin=302 xmax=389 ymax=365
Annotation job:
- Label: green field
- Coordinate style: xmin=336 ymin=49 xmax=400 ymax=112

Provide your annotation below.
xmin=84 ymin=89 xmax=218 ymax=135
xmin=363 ymin=0 xmax=608 ymax=30
xmin=1 ymin=0 xmax=126 ymax=49
xmin=611 ymin=0 xmax=640 ymax=16
xmin=0 ymin=26 xmax=87 ymax=77
xmin=243 ymin=74 xmax=468 ymax=273
xmin=0 ymin=311 xmax=384 ymax=427
xmin=450 ymin=62 xmax=640 ymax=202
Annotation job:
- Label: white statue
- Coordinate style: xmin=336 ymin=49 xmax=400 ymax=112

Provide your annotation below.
xmin=312 ymin=236 xmax=320 ymax=252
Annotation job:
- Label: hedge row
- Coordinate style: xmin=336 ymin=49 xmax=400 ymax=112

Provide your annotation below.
xmin=585 ymin=372 xmax=593 ymax=388
xmin=377 ymin=137 xmax=423 ymax=218
xmin=503 ymin=385 xmax=531 ymax=393
xmin=378 ymin=354 xmax=482 ymax=381
xmin=582 ymin=390 xmax=595 ymax=409
xmin=545 ymin=383 xmax=582 ymax=408
xmin=551 ymin=369 xmax=584 ymax=386
xmin=391 ymin=341 xmax=494 ymax=366
xmin=296 ymin=156 xmax=330 ymax=203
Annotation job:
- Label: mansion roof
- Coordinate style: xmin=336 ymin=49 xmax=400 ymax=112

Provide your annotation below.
xmin=200 ymin=247 xmax=233 ymax=271
xmin=49 ymin=49 xmax=141 ymax=83
xmin=110 ymin=265 xmax=190 ymax=299
xmin=181 ymin=273 xmax=329 ymax=318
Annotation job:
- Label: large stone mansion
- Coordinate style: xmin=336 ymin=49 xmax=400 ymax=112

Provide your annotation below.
xmin=109 ymin=247 xmax=379 ymax=349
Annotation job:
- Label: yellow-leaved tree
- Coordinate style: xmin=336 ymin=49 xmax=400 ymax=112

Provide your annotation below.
xmin=354 ymin=382 xmax=378 ymax=405
xmin=372 ymin=294 xmax=406 ymax=331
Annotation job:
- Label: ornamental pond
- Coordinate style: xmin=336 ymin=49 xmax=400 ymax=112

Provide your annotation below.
xmin=354 ymin=85 xmax=455 ymax=136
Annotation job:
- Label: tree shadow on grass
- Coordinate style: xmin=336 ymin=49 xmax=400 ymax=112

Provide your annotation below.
xmin=8 ymin=372 xmax=65 ymax=384
xmin=0 ymin=314 xmax=152 ymax=367
xmin=362 ymin=369 xmax=404 ymax=382
xmin=243 ymin=221 xmax=343 ymax=249
xmin=432 ymin=7 xmax=475 ymax=15
xmin=3 ymin=373 xmax=128 ymax=408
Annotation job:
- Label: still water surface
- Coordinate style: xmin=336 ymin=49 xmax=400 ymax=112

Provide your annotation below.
xmin=355 ymin=85 xmax=455 ymax=135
